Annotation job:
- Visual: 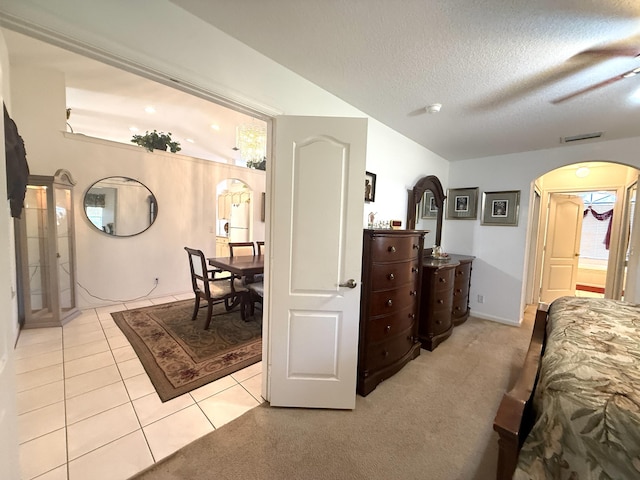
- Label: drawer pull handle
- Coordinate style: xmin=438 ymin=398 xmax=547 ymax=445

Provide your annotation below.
xmin=412 ymin=267 xmax=418 ymax=273
xmin=454 ymin=307 xmax=460 ymax=311
xmin=456 ymin=288 xmax=462 ymax=293
xmin=388 ymin=246 xmax=396 ymax=253
xmin=413 ymin=244 xmax=419 ymax=249
xmin=388 ymin=273 xmax=395 ymax=280
xmin=437 ymin=299 xmax=444 ymax=304
xmin=409 ymin=313 xmax=415 ymax=319
xmin=386 ymin=299 xmax=393 ymax=307
xmin=439 ymin=277 xmax=446 ymax=283
xmin=383 ymin=350 xmax=389 ymax=357
xmin=436 ymin=320 xmax=442 ymax=325
xmin=410 ymin=290 xmax=417 ymax=296
xmin=385 ymin=325 xmax=391 ymax=332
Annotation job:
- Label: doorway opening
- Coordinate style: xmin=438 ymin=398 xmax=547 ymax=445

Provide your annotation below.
xmin=529 ymin=162 xmax=639 ymax=306
xmin=573 ymin=191 xmax=615 ymax=298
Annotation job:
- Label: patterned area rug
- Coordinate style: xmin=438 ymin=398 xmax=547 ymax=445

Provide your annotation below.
xmin=111 ymin=299 xmax=262 ymax=402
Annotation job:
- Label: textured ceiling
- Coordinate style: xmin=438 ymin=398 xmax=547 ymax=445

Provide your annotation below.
xmin=3 ymin=2 xmax=640 ymax=163
xmin=172 ymin=0 xmax=640 ymax=160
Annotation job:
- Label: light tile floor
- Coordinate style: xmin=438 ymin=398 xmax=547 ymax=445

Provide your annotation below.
xmin=15 ymin=294 xmax=264 ymax=480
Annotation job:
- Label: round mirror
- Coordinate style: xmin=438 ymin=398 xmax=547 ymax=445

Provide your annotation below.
xmin=84 ymin=176 xmax=158 ymax=236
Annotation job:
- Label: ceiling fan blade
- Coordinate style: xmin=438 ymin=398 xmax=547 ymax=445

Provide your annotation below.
xmin=580 ymin=47 xmax=640 ymax=57
xmin=551 ymin=67 xmax=638 ymax=104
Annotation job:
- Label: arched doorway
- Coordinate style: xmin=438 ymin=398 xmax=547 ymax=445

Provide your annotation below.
xmin=215 ymin=178 xmax=254 ymax=256
xmin=527 ymin=161 xmax=639 ymax=305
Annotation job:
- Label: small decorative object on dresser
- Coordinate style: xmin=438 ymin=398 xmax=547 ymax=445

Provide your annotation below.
xmin=357 ymin=229 xmax=426 ymax=396
xmin=418 ymin=254 xmax=474 ymax=350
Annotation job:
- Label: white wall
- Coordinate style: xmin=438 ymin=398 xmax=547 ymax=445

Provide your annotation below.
xmin=8 ymin=63 xmax=268 ymax=310
xmin=364 ymin=119 xmax=449 ymax=229
xmin=0 ymin=29 xmax=21 ymax=480
xmin=448 ymin=137 xmax=640 ymax=324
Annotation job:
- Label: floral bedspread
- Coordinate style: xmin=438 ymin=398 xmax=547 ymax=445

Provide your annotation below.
xmin=514 ymin=296 xmax=640 ymax=480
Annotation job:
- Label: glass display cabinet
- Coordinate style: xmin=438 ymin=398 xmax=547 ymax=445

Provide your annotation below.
xmin=16 ymin=169 xmax=80 ymax=328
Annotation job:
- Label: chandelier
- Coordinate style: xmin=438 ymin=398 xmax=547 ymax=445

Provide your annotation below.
xmin=236 ymin=123 xmax=267 ymax=164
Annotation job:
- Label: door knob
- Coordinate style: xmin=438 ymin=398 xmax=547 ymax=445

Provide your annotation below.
xmin=339 ymin=279 xmax=357 ymax=288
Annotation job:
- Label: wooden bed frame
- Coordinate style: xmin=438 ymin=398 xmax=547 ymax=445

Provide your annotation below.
xmin=492 ymin=305 xmax=549 ymax=480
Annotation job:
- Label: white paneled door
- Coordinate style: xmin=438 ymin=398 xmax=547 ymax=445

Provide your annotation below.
xmin=540 ymin=194 xmax=584 ymax=303
xmin=268 ymin=116 xmax=367 ymax=409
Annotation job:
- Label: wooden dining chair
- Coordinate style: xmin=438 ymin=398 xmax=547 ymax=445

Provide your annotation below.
xmin=228 ymin=242 xmax=256 ymax=257
xmin=256 ymin=241 xmax=265 ymax=255
xmin=245 ymin=281 xmax=264 ymax=318
xmin=184 ymin=247 xmax=247 ymax=328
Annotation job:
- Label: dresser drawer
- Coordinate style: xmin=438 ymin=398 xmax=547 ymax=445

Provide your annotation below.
xmin=370 ymin=261 xmax=420 ymax=292
xmin=363 ymin=326 xmax=416 ymax=372
xmin=454 ymin=262 xmax=471 ymax=287
xmin=427 ymin=267 xmax=455 ymax=293
xmin=369 ymin=287 xmax=419 ymax=317
xmin=421 ymin=305 xmax=452 ymax=336
xmin=426 ymin=287 xmax=453 ymax=311
xmin=370 ymin=235 xmax=421 ymax=262
xmin=366 ymin=306 xmax=417 ymax=343
xmin=452 ymin=298 xmax=469 ymax=319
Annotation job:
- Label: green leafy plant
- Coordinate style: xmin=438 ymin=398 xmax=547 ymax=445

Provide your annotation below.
xmin=246 ymin=157 xmax=266 ymax=170
xmin=131 ymin=130 xmax=181 ymax=153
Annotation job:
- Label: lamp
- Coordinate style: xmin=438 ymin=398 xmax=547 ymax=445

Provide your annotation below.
xmin=236 ymin=123 xmax=267 ymax=164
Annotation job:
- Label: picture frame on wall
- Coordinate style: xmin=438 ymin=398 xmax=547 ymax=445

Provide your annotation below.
xmin=420 ymin=190 xmax=438 ymax=218
xmin=365 ymin=171 xmax=376 ymax=202
xmin=481 ymin=190 xmax=520 ymax=226
xmin=446 ymin=187 xmax=478 ymax=220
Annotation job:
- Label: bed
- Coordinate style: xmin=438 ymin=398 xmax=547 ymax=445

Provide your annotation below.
xmin=493 ymin=296 xmax=640 ymax=480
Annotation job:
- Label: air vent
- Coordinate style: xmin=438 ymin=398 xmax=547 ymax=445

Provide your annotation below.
xmin=561 ymin=132 xmax=604 ymax=143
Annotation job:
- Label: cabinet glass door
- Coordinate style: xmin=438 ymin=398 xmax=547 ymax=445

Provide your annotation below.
xmin=24 ymin=185 xmax=53 ymax=322
xmin=55 ymin=186 xmax=76 ymax=315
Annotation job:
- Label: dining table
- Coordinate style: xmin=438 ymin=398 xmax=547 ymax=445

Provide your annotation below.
xmin=207 ymin=255 xmax=264 ymax=277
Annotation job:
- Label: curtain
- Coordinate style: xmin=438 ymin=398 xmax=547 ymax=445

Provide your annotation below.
xmin=583 ymin=206 xmax=613 ymax=250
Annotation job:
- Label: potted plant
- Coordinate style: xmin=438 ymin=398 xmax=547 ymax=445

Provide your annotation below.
xmin=246 ymin=156 xmax=266 ymax=170
xmin=131 ymin=130 xmax=181 ymax=153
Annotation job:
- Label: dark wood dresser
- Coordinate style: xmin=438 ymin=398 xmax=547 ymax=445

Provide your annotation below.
xmin=357 ymin=229 xmax=425 ymax=396
xmin=418 ymin=254 xmax=474 ymax=351
xmin=451 ymin=255 xmax=474 ymax=326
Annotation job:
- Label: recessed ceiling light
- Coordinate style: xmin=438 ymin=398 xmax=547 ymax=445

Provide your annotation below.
xmin=144 ymin=106 xmax=156 ymax=114
xmin=186 ymin=138 xmax=195 ymax=143
xmin=576 ymin=167 xmax=590 ymax=178
xmin=129 ymin=126 xmax=139 ymax=132
xmin=425 ymin=103 xmax=442 ymax=114
xmin=211 ymin=124 xmax=220 ymax=131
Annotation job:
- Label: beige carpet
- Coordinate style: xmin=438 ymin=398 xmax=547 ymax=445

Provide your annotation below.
xmin=133 ymin=309 xmax=535 ymax=480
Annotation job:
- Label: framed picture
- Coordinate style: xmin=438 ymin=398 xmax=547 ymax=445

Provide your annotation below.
xmin=446 ymin=187 xmax=478 ymax=220
xmin=365 ymin=171 xmax=376 ymax=202
xmin=420 ymin=190 xmax=438 ymax=218
xmin=481 ymin=190 xmax=520 ymax=226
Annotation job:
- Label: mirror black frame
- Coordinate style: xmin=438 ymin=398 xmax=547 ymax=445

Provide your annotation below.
xmin=406 ymin=175 xmax=446 ymax=246
xmin=83 ymin=176 xmax=158 ymax=237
